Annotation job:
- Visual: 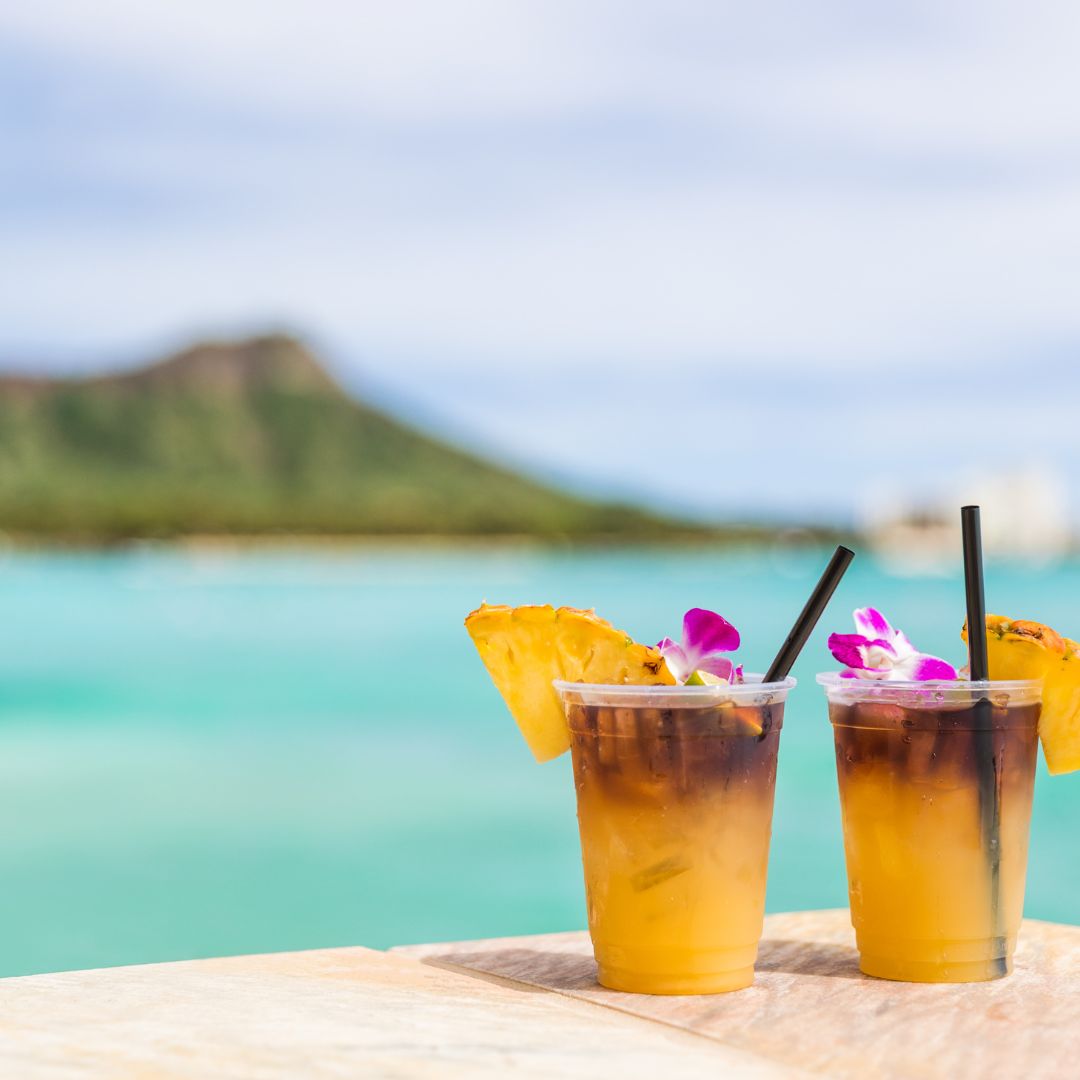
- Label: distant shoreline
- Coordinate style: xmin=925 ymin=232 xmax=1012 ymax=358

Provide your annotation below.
xmin=0 ymin=527 xmax=851 ymax=554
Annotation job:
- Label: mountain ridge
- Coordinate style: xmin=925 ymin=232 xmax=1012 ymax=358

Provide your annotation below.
xmin=0 ymin=334 xmax=340 ymax=397
xmin=0 ymin=334 xmax=707 ymax=543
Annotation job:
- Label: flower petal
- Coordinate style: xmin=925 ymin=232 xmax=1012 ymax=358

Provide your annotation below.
xmin=898 ymin=653 xmax=958 ymax=681
xmin=890 ymin=629 xmax=919 ymax=661
xmin=863 ymin=640 xmax=899 ymax=666
xmin=697 ymin=655 xmax=735 ymax=681
xmin=828 ymin=633 xmax=872 ymax=670
xmin=656 ymin=640 xmax=691 ymax=683
xmin=682 ymin=608 xmax=740 ymax=660
xmin=853 ymin=607 xmax=894 ymax=640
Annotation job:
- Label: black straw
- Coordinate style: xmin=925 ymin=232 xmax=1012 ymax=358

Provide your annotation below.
xmin=962 ymin=505 xmax=1005 ymax=975
xmin=763 ymin=545 xmax=854 ymax=684
xmin=963 ymin=506 xmax=989 ymax=681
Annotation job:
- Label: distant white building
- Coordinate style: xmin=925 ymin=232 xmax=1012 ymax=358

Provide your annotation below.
xmin=860 ymin=467 xmax=1070 ymax=572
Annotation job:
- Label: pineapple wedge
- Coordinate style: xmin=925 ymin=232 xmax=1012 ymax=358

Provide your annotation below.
xmin=963 ymin=615 xmax=1080 ymax=775
xmin=465 ymin=603 xmax=673 ymax=762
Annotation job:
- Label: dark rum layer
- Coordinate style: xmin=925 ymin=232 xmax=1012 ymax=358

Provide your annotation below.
xmin=567 ymin=702 xmax=783 ymax=803
xmin=830 ymin=700 xmax=1039 ymax=790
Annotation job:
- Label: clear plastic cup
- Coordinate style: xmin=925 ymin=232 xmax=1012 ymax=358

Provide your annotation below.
xmin=818 ymin=674 xmax=1041 ymax=982
xmin=554 ymin=676 xmax=795 ymax=995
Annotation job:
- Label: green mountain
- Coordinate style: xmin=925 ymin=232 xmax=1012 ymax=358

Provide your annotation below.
xmin=0 ymin=335 xmax=702 ymax=542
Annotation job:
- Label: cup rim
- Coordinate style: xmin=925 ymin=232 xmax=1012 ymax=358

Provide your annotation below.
xmin=815 ymin=672 xmax=1041 ymax=692
xmin=553 ymin=673 xmax=796 ymax=707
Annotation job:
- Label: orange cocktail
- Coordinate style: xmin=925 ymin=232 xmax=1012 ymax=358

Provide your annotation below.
xmin=820 ymin=675 xmax=1040 ymax=982
xmin=557 ymin=678 xmax=794 ymax=994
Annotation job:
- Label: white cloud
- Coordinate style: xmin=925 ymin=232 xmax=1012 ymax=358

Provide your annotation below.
xmin=8 ymin=170 xmax=1080 ymax=372
xmin=7 ymin=0 xmax=1080 ymax=145
xmin=1 ymin=1 xmax=626 ymax=120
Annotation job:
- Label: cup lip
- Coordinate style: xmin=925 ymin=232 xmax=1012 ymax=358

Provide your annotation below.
xmin=553 ymin=673 xmax=796 ymax=707
xmin=815 ymin=672 xmax=1041 ymax=693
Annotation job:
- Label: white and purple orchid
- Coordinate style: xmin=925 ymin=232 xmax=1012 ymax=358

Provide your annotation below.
xmin=828 ymin=608 xmax=957 ymax=681
xmin=657 ymin=608 xmax=744 ymax=685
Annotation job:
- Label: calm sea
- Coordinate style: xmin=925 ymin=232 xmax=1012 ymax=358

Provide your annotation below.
xmin=0 ymin=544 xmax=1077 ymax=976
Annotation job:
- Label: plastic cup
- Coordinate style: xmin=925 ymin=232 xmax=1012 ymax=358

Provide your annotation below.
xmin=554 ymin=676 xmax=795 ymax=995
xmin=818 ymin=674 xmax=1041 ymax=983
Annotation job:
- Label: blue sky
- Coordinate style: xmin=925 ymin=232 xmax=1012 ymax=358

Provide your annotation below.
xmin=3 ymin=2 xmax=1080 ymax=521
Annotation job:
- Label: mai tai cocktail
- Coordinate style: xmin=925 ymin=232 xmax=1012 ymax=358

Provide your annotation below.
xmin=465 ymin=603 xmax=795 ymax=995
xmin=821 ymin=605 xmax=1080 ymax=983
xmin=556 ymin=676 xmax=792 ymax=993
xmin=820 ymin=669 xmax=1039 ymax=982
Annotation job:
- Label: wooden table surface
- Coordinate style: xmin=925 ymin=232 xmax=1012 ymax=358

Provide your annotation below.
xmin=3 ymin=909 xmax=1079 ymax=1078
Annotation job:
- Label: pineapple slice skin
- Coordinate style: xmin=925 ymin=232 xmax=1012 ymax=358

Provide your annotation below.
xmin=963 ymin=615 xmax=1080 ymax=775
xmin=1042 ymin=647 xmax=1080 ymax=775
xmin=465 ymin=603 xmax=673 ymax=762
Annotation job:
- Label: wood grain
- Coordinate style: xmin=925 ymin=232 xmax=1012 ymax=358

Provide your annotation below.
xmin=393 ymin=908 xmax=1080 ymax=1079
xmin=0 ymin=942 xmax=793 ymax=1079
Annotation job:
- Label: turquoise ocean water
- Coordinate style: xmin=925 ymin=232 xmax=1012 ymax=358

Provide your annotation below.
xmin=1 ymin=544 xmax=1078 ymax=977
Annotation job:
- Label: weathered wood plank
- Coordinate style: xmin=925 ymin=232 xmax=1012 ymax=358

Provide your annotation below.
xmin=394 ymin=909 xmax=1080 ymax=1079
xmin=0 ymin=942 xmax=791 ymax=1078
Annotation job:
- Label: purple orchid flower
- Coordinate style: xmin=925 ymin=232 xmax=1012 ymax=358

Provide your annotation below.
xmin=828 ymin=607 xmax=957 ymax=681
xmin=657 ymin=608 xmax=744 ymax=685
